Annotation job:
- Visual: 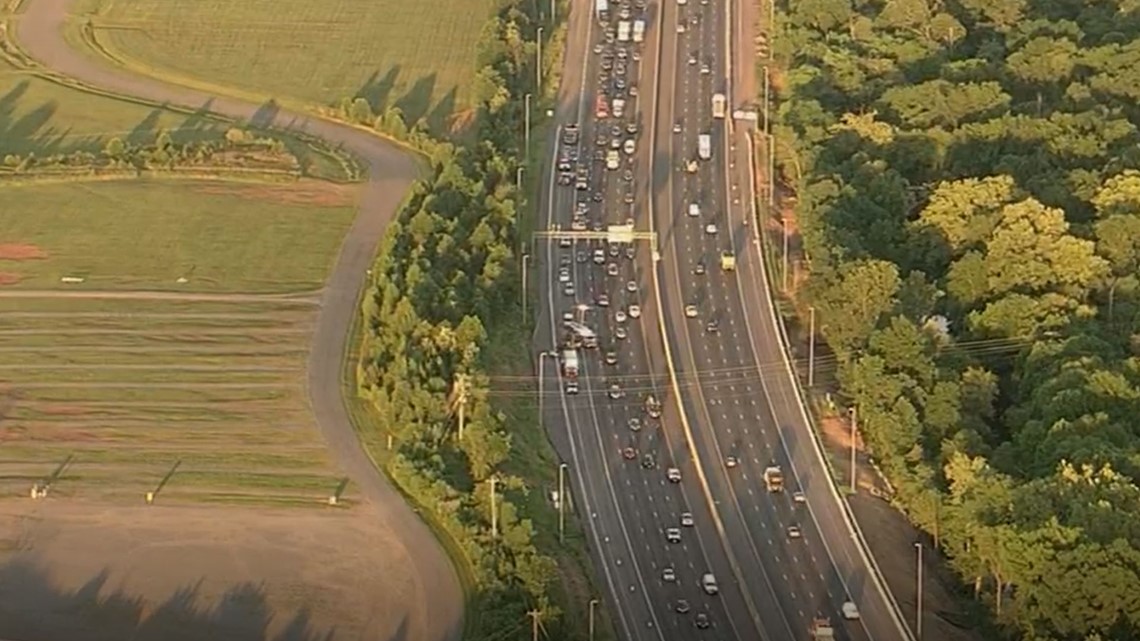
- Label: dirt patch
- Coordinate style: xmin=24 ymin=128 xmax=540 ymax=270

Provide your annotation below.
xmin=0 ymin=501 xmax=420 ymax=641
xmin=0 ymin=244 xmax=47 ymax=261
xmin=191 ymin=180 xmax=358 ymax=208
xmin=448 ymin=108 xmax=477 ymax=135
xmin=0 ymin=273 xmax=21 ymax=286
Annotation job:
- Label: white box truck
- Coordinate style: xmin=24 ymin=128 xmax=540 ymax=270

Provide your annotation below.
xmin=698 ymin=134 xmax=711 ymax=160
xmin=562 ymin=349 xmax=580 ymax=378
xmin=633 ymin=19 xmax=646 ymax=43
xmin=595 ymin=0 xmax=609 ymax=22
xmin=618 ymin=20 xmax=631 ymax=42
xmin=712 ymin=93 xmax=726 ymax=119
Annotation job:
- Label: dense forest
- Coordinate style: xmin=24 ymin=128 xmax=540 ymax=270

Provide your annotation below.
xmin=352 ymin=0 xmax=568 ymax=638
xmin=776 ymin=0 xmax=1140 ymax=639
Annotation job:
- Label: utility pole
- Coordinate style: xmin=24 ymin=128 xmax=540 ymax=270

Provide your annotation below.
xmin=781 ymin=217 xmax=790 ymax=292
xmin=528 ymin=609 xmax=543 ymax=641
xmin=558 ymin=462 xmax=568 ymax=543
xmin=767 ymin=133 xmax=775 ymax=210
xmin=490 ymin=476 xmax=499 ymax=539
xmin=588 ymin=599 xmax=598 ymax=641
xmin=807 ymin=306 xmax=816 ymax=387
xmin=915 ymin=542 xmax=925 ymax=640
xmin=453 ymin=373 xmax=471 ymax=441
xmin=849 ymin=406 xmax=858 ymax=494
xmin=536 ymin=27 xmax=544 ymax=92
xmin=524 ymin=93 xmax=532 ymax=154
xmin=521 ymin=250 xmax=530 ymax=324
xmin=762 ymin=65 xmax=770 ymax=136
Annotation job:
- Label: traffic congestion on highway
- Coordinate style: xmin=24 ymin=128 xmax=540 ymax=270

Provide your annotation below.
xmin=539 ymin=0 xmax=903 ymax=640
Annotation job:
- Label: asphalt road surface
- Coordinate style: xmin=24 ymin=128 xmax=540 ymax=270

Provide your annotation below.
xmin=536 ymin=1 xmax=759 ymax=639
xmin=14 ymin=2 xmax=463 ymax=640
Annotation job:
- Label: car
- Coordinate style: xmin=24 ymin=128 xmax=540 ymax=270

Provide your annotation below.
xmin=629 ymin=305 xmax=642 ymax=318
xmin=705 ymin=222 xmax=718 ymax=235
xmin=565 ymin=380 xmax=579 ymax=394
xmin=558 ymin=268 xmax=570 ymax=283
xmin=594 ymin=148 xmax=605 ymax=161
xmin=629 ymin=417 xmax=642 ymax=431
xmin=563 ymin=282 xmax=576 ymax=296
xmin=626 ymin=280 xmax=638 ymax=293
xmin=701 ymin=0 xmax=708 ymax=4
xmin=595 ymin=132 xmax=607 ymax=147
xmin=622 ymin=169 xmax=635 ymax=182
xmin=615 ymin=310 xmax=628 ymax=323
xmin=605 ymin=351 xmax=619 ymax=365
xmin=666 ymin=527 xmax=682 ymax=543
xmin=694 ymin=262 xmax=706 ymax=275
xmin=695 ymin=613 xmax=710 ymax=629
xmin=645 ymin=394 xmax=662 ymax=417
xmin=701 ymin=572 xmax=718 ymax=595
xmin=571 ymin=217 xmax=587 ymax=231
xmin=593 ymin=191 xmax=604 ymax=202
xmin=632 ymin=50 xmax=641 ymax=61
xmin=674 ymin=598 xmax=690 ymax=613
xmin=615 ymin=77 xmax=627 ymax=90
xmin=673 ymin=122 xmax=682 ymax=134
xmin=622 ymin=446 xmax=636 ymax=460
xmin=609 ymin=383 xmax=624 ymax=399
xmin=619 ymin=6 xmax=631 ymax=18
xmin=842 ymin=601 xmax=861 ymax=620
xmin=615 ymin=326 xmax=629 ymax=339
xmin=623 ymin=191 xmax=635 ymax=204
xmin=559 ymin=254 xmax=572 ymax=267
xmin=609 ymin=243 xmax=621 ymax=257
xmin=626 ymin=122 xmax=638 ymax=135
xmin=706 ymin=319 xmax=720 ymax=333
xmin=593 ymin=248 xmax=606 ymax=264
xmin=676 ymin=22 xmax=686 ymax=33
xmin=597 ymin=292 xmax=610 ymax=306
xmin=610 ymin=137 xmax=622 ymax=150
xmin=615 ymin=63 xmax=627 ymax=76
xmin=641 ymin=453 xmax=655 ymax=469
xmin=685 ymin=305 xmax=698 ymax=318
xmin=625 ymin=246 xmax=636 ymax=259
xmin=577 ymin=250 xmax=588 ymax=263
xmin=787 ymin=525 xmax=802 ymax=539
xmin=688 ymin=203 xmax=700 ymax=217
xmin=793 ymin=491 xmax=807 ymax=504
xmin=610 ymin=124 xmax=622 ymax=137
xmin=688 ymin=54 xmax=697 ymax=65
xmin=623 ymin=139 xmax=636 ymax=155
xmin=700 ymin=63 xmax=711 ymax=75
xmin=662 ymin=567 xmax=676 ymax=582
xmin=725 ymin=455 xmax=739 ymax=468
xmin=667 ymin=467 xmax=682 ymax=483
xmin=630 ymin=84 xmax=639 ymax=97
xmin=681 ymin=512 xmax=694 ymax=527
xmin=607 ymin=262 xmax=620 ymax=277
xmin=593 ymin=43 xmax=605 ymax=54
xmin=600 ymin=58 xmax=613 ymax=71
xmin=561 ymin=310 xmax=574 ymax=324
xmin=617 ymin=47 xmax=628 ymax=60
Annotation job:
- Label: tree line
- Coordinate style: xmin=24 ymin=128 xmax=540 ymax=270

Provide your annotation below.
xmin=0 ymin=128 xmax=302 ymax=181
xmin=776 ymin=0 xmax=1140 ymax=639
xmin=352 ymin=1 xmax=569 ymax=638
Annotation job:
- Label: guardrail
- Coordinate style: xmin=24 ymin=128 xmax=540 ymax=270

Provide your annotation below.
xmin=743 ymin=130 xmax=917 ymax=641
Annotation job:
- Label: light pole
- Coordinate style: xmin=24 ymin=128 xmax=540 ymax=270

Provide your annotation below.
xmin=848 ymin=406 xmax=858 ymax=494
xmin=762 ymin=65 xmax=770 ymax=136
xmin=807 ymin=306 xmax=815 ymax=387
xmin=524 ymin=93 xmax=532 ymax=155
xmin=767 ymin=133 xmax=775 ymax=210
xmin=536 ymin=27 xmax=544 ymax=92
xmin=550 ymin=0 xmax=556 ymax=23
xmin=915 ymin=542 xmax=925 ymax=640
xmin=490 ymin=476 xmax=499 ymax=539
xmin=521 ymin=252 xmax=530 ymax=324
xmin=558 ymin=462 xmax=568 ymax=543
xmin=588 ymin=599 xmax=598 ymax=641
xmin=516 ymin=166 xmax=525 ymax=193
xmin=781 ymin=217 xmax=789 ymax=292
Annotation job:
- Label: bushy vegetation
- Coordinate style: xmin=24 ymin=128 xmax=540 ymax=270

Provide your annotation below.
xmin=354 ymin=0 xmax=570 ymax=637
xmin=774 ymin=0 xmax=1140 ymax=639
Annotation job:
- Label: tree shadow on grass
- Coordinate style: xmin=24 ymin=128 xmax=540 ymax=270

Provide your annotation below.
xmin=354 ymin=68 xmax=468 ymax=138
xmin=0 ymin=556 xmax=347 ymax=641
xmin=393 ymin=73 xmax=437 ymax=128
xmin=354 ymin=66 xmax=402 ymax=115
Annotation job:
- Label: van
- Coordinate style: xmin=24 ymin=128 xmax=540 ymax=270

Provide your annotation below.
xmin=688 ymin=203 xmax=700 ymax=217
xmin=701 ymin=573 xmax=718 ymax=595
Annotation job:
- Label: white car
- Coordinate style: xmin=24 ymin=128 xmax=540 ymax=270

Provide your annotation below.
xmin=623 ymin=139 xmax=636 ymax=155
xmin=564 ymin=282 xmax=576 ymax=296
xmin=705 ymin=222 xmax=718 ymax=235
xmin=558 ymin=268 xmax=571 ymax=283
xmin=667 ymin=467 xmax=682 ymax=483
xmin=597 ymin=292 xmax=610 ymax=307
xmin=607 ymin=262 xmax=620 ymax=276
xmin=565 ymin=381 xmax=579 ymax=394
xmin=787 ymin=525 xmax=802 ymax=539
xmin=681 ymin=512 xmax=694 ymax=527
xmin=628 ymin=417 xmax=642 ymax=431
xmin=676 ymin=22 xmax=686 ymax=33
xmin=677 ymin=0 xmax=687 ymax=5
xmin=593 ymin=248 xmax=606 ymax=264
xmin=701 ymin=573 xmax=718 ymax=595
xmin=628 ymin=305 xmax=641 ymax=318
xmin=688 ymin=203 xmax=700 ymax=217
xmin=666 ymin=527 xmax=682 ymax=543
xmin=615 ymin=326 xmax=629 ymax=339
xmin=663 ymin=567 xmax=677 ymax=582
xmin=700 ymin=63 xmax=710 ymax=75
xmin=605 ymin=351 xmax=619 ymax=365
xmin=609 ymin=383 xmax=624 ymax=399
xmin=684 ymin=305 xmax=698 ymax=318
xmin=615 ymin=310 xmax=628 ymax=323
xmin=626 ymin=280 xmax=638 ymax=293
xmin=674 ymin=122 xmax=683 ymax=134
xmin=793 ymin=491 xmax=807 ymax=504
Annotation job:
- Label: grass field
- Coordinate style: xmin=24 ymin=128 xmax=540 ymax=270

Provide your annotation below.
xmin=72 ymin=0 xmax=499 ymax=134
xmin=0 ymin=295 xmax=361 ymax=506
xmin=1 ymin=179 xmax=357 ymax=291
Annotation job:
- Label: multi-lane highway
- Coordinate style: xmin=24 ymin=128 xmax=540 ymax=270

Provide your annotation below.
xmin=538 ymin=0 xmax=912 ymax=640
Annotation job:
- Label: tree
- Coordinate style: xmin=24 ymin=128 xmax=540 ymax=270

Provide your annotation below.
xmin=878 ymin=80 xmax=1011 ymax=129
xmin=812 ymin=259 xmax=901 ymax=356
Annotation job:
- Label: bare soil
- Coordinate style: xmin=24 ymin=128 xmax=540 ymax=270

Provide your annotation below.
xmin=0 ymin=273 xmax=21 ymax=286
xmin=0 ymin=500 xmax=420 ymax=641
xmin=0 ymin=244 xmax=47 ymax=261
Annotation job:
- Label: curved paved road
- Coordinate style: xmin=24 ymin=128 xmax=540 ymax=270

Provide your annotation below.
xmin=15 ymin=2 xmax=464 ymax=640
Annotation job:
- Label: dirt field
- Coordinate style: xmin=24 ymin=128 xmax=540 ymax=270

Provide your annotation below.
xmin=0 ymin=501 xmax=418 ymax=641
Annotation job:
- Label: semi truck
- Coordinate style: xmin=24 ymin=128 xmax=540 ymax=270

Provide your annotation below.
xmin=712 ymin=93 xmax=727 ymax=119
xmin=698 ymin=134 xmax=711 ymax=160
xmin=565 ymin=321 xmax=599 ymax=349
xmin=618 ymin=20 xmax=631 ymax=42
xmin=595 ymin=0 xmax=609 ymax=22
xmin=763 ymin=465 xmax=784 ymax=492
xmin=632 ymin=19 xmax=646 ymax=43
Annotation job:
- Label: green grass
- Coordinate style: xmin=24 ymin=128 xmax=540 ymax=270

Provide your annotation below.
xmin=71 ymin=0 xmax=499 ymax=135
xmin=0 ymin=298 xmax=356 ymax=506
xmin=0 ymin=179 xmax=356 ymax=291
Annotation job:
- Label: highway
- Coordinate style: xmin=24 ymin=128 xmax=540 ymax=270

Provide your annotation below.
xmin=536 ymin=0 xmax=759 ymax=638
xmin=651 ymin=0 xmax=912 ymax=639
